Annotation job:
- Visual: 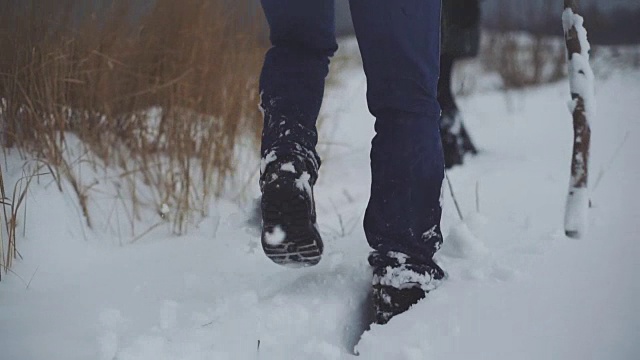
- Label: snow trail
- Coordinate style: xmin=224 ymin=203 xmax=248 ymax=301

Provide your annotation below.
xmin=1 ymin=41 xmax=639 ymax=360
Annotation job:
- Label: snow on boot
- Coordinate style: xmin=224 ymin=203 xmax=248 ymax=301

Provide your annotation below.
xmin=260 ymin=154 xmax=323 ymax=267
xmin=369 ymin=251 xmax=445 ymax=324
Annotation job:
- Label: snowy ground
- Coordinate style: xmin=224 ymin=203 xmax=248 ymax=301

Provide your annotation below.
xmin=2 ymin=39 xmax=640 ymax=360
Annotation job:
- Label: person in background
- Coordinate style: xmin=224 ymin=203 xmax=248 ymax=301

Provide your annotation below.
xmin=439 ymin=0 xmax=481 ymax=168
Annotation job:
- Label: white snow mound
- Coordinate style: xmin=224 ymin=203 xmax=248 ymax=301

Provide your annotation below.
xmin=440 ymin=221 xmax=489 ymax=259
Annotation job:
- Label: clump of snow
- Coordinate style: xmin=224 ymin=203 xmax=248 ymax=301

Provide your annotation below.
xmin=564 ymin=187 xmax=590 ymax=238
xmin=562 ymin=9 xmax=596 ymax=118
xmin=373 ymin=264 xmax=441 ymax=292
xmin=421 ymin=225 xmax=440 ymax=242
xmin=160 ymin=203 xmax=170 ymax=218
xmin=562 ymin=9 xmax=590 ymax=57
xmin=260 ymin=150 xmax=277 ymax=175
xmin=386 ymin=251 xmax=409 ymax=265
xmin=440 ymin=222 xmax=489 ymax=260
xmin=280 ymin=162 xmax=296 ymax=173
xmin=569 ymin=57 xmax=596 ymax=118
xmin=567 ymin=98 xmax=579 ymax=114
xmin=264 ymin=225 xmax=286 ymax=245
xmin=295 ymin=171 xmax=313 ymax=197
xmin=258 ymin=90 xmax=266 ymax=117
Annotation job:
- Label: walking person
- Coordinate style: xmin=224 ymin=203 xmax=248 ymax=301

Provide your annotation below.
xmin=258 ymin=0 xmax=445 ymax=324
xmin=439 ymin=0 xmax=481 ymax=168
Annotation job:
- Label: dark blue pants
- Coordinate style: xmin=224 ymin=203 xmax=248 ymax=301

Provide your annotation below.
xmin=260 ymin=0 xmax=444 ymax=264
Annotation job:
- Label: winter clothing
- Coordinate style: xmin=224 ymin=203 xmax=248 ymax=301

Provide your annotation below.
xmin=440 ymin=107 xmax=478 ymax=168
xmin=260 ymin=154 xmax=323 ymax=267
xmin=439 ymin=0 xmax=481 ymax=168
xmin=258 ymin=0 xmax=445 ymax=320
xmin=441 ymin=0 xmax=481 ymax=59
xmin=439 ymin=53 xmax=477 ymax=169
xmin=260 ymin=0 xmax=445 ymax=267
xmin=369 ymin=251 xmax=445 ymax=324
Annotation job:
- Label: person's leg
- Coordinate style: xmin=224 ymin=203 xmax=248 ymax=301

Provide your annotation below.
xmin=438 ymin=54 xmax=457 ymax=113
xmin=438 ymin=53 xmax=464 ymax=168
xmin=350 ymin=0 xmax=444 ymax=265
xmin=349 ymin=0 xmax=445 ymax=324
xmin=259 ymin=0 xmax=337 ymax=266
xmin=260 ymin=0 xmax=337 ymax=175
xmin=438 ymin=53 xmax=478 ymax=169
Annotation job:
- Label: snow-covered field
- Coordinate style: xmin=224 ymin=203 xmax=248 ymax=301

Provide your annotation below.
xmin=1 ymin=39 xmax=639 ymax=360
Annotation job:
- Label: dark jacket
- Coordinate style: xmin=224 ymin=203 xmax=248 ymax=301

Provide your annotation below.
xmin=442 ymin=0 xmax=481 ymax=59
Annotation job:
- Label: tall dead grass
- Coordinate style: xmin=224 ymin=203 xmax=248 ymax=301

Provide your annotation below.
xmin=0 ymin=162 xmax=46 ymax=279
xmin=480 ymin=0 xmax=566 ymax=89
xmin=481 ymin=32 xmax=567 ymax=89
xmin=0 ymin=0 xmax=266 ymax=267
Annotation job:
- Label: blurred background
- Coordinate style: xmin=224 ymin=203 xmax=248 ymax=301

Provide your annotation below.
xmin=7 ymin=0 xmax=640 ymax=43
xmin=1 ymin=3 xmax=639 ymax=356
xmin=0 ymin=0 xmax=639 ymax=266
xmin=337 ymin=0 xmax=640 ymax=44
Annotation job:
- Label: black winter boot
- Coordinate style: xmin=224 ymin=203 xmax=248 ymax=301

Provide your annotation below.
xmin=260 ymin=154 xmax=323 ymax=267
xmin=369 ymin=251 xmax=445 ymax=324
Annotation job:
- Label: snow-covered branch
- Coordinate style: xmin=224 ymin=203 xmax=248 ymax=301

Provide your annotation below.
xmin=562 ymin=0 xmax=595 ymax=239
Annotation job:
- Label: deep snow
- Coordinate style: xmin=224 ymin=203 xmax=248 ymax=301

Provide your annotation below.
xmin=1 ymin=39 xmax=639 ymax=360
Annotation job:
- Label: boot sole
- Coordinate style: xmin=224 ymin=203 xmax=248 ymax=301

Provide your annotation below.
xmin=261 ymin=179 xmax=323 ymax=267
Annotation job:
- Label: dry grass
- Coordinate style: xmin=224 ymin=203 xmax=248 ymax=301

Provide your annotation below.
xmin=0 ymin=0 xmax=266 ymax=273
xmin=481 ymin=31 xmax=567 ymax=89
xmin=0 ymin=162 xmax=47 ymax=279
